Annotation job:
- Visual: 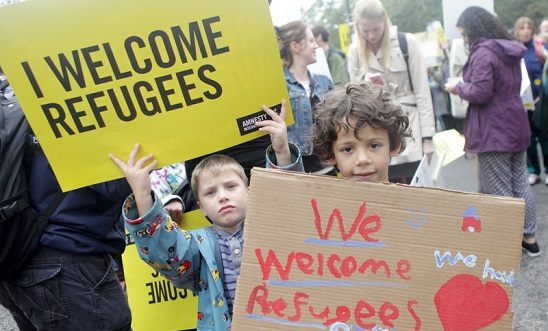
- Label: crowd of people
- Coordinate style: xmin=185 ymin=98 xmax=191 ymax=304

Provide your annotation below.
xmin=1 ymin=1 xmax=547 ymax=330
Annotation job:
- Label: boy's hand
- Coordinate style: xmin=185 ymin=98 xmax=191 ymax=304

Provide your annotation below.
xmin=256 ymin=100 xmax=292 ymax=167
xmin=165 ymin=200 xmax=183 ymax=224
xmin=109 ymin=144 xmax=157 ymax=216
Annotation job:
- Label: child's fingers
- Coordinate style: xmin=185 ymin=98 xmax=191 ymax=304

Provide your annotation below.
xmin=135 ymin=154 xmax=156 ymax=169
xmin=279 ymin=100 xmax=287 ymax=122
xmin=255 ymin=120 xmax=277 ymax=128
xmin=261 ymin=103 xmax=286 ymax=124
xmin=261 ymin=105 xmax=278 ymax=119
xmin=143 ymin=159 xmax=158 ymax=173
xmin=109 ymin=154 xmax=127 ymax=172
xmin=127 ymin=143 xmax=141 ymax=166
xmin=257 ymin=125 xmax=275 ymax=134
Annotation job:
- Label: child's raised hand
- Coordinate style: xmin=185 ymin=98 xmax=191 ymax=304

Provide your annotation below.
xmin=256 ymin=100 xmax=292 ymax=167
xmin=109 ymin=144 xmax=157 ymax=216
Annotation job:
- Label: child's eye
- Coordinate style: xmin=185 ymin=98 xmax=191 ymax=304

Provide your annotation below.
xmin=204 ymin=190 xmax=215 ymax=196
xmin=341 ymin=147 xmax=353 ymax=153
xmin=370 ymin=143 xmax=381 ymax=150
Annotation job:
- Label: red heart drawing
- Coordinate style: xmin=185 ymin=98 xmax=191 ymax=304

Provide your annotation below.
xmin=435 ymin=274 xmax=509 ymax=331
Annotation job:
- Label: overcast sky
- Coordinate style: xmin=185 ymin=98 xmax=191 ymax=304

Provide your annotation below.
xmin=269 ymin=0 xmax=314 ymax=26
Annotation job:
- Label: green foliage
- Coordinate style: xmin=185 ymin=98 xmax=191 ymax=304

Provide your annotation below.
xmin=496 ymin=0 xmax=548 ymax=31
xmin=301 ymin=0 xmax=358 ymax=50
xmin=382 ymin=0 xmax=443 ymax=33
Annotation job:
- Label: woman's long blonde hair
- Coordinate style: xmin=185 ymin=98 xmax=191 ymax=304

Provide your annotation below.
xmin=353 ymin=0 xmax=393 ymax=71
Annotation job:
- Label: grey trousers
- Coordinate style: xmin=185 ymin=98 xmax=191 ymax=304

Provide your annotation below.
xmin=478 ymin=151 xmax=537 ymax=236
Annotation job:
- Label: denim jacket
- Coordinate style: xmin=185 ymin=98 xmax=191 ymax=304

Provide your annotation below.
xmin=285 ymin=67 xmax=333 ymax=155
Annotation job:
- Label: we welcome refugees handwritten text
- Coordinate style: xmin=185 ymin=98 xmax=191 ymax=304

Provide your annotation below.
xmin=245 ymin=199 xmax=421 ymax=331
xmin=234 ymin=169 xmax=522 ymax=331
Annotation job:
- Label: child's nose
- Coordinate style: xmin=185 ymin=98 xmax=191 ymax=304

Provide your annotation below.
xmin=218 ymin=189 xmax=229 ymax=202
xmin=356 ymin=149 xmax=371 ymax=164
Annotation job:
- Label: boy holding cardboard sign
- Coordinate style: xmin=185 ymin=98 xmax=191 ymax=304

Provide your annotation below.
xmin=109 ymin=101 xmax=303 ymax=330
xmin=312 ymin=82 xmax=412 ymax=182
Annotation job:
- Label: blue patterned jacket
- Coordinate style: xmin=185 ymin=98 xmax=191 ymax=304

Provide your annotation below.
xmin=123 ymin=144 xmax=303 ymax=330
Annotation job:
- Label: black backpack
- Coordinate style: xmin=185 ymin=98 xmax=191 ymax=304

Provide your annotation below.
xmin=0 ymin=81 xmax=65 ymax=281
xmin=397 ymin=31 xmax=413 ymax=92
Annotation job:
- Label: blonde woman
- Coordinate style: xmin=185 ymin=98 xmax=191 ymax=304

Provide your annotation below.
xmin=348 ymin=0 xmax=435 ymax=183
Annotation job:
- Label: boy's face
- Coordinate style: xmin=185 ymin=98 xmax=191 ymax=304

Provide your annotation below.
xmin=196 ymin=170 xmax=248 ymax=233
xmin=327 ymin=120 xmax=398 ymax=182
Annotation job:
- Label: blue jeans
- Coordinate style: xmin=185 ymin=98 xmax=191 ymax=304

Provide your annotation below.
xmin=0 ymin=247 xmax=132 ymax=331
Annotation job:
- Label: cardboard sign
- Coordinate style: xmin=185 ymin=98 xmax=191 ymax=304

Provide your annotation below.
xmin=0 ymin=0 xmax=290 ymax=191
xmin=232 ymin=168 xmax=524 ymax=331
xmin=122 ymin=209 xmax=210 ymax=331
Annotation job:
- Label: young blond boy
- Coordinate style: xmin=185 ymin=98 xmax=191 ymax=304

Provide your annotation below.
xmin=109 ymin=102 xmax=303 ymax=331
xmin=312 ymin=82 xmax=412 ymax=182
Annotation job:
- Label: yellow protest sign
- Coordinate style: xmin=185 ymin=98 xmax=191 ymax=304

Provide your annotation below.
xmin=433 ymin=129 xmax=465 ymax=166
xmin=338 ymin=23 xmax=351 ymax=56
xmin=0 ymin=0 xmax=290 ymax=191
xmin=123 ymin=209 xmax=211 ymax=331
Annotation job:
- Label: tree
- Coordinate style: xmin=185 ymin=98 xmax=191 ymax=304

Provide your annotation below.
xmin=302 ymin=0 xmax=358 ymax=51
xmin=382 ymin=0 xmax=442 ymax=33
xmin=496 ymin=0 xmax=548 ymax=31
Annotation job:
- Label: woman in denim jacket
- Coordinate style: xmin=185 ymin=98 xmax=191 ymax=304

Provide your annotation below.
xmin=276 ymin=20 xmax=333 ymax=173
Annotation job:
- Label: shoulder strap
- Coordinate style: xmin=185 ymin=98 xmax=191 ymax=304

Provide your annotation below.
xmin=42 ymin=190 xmax=66 ymax=218
xmin=25 ymin=138 xmax=67 ymax=218
xmin=397 ymin=31 xmax=414 ymax=92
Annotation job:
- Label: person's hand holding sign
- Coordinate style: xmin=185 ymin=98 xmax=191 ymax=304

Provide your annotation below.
xmin=255 ymin=100 xmax=292 ymax=167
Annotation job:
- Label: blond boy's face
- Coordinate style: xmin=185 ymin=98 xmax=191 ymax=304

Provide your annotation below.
xmin=196 ymin=170 xmax=248 ymax=233
xmin=327 ymin=120 xmax=398 ymax=182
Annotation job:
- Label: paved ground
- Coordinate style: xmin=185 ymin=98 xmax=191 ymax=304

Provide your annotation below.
xmin=1 ymin=153 xmax=546 ymax=330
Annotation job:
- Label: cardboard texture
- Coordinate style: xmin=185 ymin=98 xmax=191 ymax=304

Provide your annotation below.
xmin=232 ymin=168 xmax=524 ymax=331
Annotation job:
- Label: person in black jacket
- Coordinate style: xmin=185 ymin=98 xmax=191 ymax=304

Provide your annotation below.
xmin=0 ymin=97 xmax=133 ymax=330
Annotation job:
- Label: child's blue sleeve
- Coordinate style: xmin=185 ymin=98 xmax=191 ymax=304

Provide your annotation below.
xmin=122 ymin=193 xmax=202 ymax=289
xmin=265 ymin=143 xmax=304 ymax=172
